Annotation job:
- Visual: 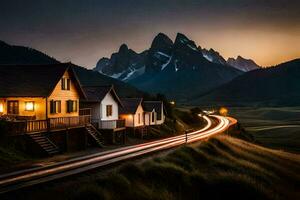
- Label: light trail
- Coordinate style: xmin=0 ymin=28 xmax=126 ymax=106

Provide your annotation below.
xmin=0 ymin=115 xmax=237 ymax=194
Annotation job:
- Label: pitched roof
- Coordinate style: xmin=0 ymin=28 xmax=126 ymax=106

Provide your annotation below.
xmin=0 ymin=63 xmax=85 ymax=98
xmin=82 ymin=85 xmax=122 ymax=105
xmin=143 ymin=101 xmax=163 ymax=119
xmin=119 ymin=98 xmax=143 ymax=114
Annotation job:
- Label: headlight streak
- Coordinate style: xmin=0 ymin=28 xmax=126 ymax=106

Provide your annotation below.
xmin=0 ymin=115 xmax=237 ymax=193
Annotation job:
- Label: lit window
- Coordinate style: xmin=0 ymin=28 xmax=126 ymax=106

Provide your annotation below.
xmin=25 ymin=101 xmax=34 ymax=111
xmin=0 ymin=103 xmax=3 ymax=113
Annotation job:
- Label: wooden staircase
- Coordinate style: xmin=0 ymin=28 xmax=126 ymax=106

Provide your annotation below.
xmin=86 ymin=124 xmax=103 ymax=147
xmin=28 ymin=133 xmax=60 ymax=156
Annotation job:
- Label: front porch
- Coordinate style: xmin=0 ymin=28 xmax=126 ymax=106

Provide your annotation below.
xmin=92 ymin=119 xmax=126 ymax=131
xmin=2 ymin=115 xmax=91 ymax=136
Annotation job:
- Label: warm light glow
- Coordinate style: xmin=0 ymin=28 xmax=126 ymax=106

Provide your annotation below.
xmin=170 ymin=101 xmax=175 ymax=105
xmin=0 ymin=103 xmax=3 ymax=113
xmin=25 ymin=101 xmax=34 ymax=111
xmin=219 ymin=107 xmax=228 ymax=116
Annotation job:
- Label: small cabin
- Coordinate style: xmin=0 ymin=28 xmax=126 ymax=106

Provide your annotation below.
xmin=143 ymin=101 xmax=165 ymax=125
xmin=81 ymin=85 xmax=125 ymax=130
xmin=119 ymin=98 xmax=145 ymax=128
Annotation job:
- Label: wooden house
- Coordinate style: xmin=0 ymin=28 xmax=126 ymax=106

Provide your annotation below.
xmin=81 ymin=86 xmax=126 ymax=144
xmin=119 ymin=98 xmax=148 ymax=138
xmin=0 ymin=63 xmax=102 ymax=155
xmin=0 ymin=63 xmax=86 ymax=120
xmin=119 ymin=98 xmax=145 ymax=128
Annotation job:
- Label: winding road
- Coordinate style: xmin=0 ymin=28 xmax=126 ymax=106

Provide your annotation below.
xmin=0 ymin=115 xmax=237 ymax=194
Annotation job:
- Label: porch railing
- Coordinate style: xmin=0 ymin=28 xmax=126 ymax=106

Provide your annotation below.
xmin=4 ymin=115 xmax=91 ymax=136
xmin=49 ymin=116 xmax=91 ymax=130
xmin=93 ymin=119 xmax=125 ymax=129
xmin=79 ymin=108 xmax=91 ymax=116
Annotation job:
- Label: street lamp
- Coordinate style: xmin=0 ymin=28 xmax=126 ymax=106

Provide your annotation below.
xmin=219 ymin=107 xmax=228 ymax=116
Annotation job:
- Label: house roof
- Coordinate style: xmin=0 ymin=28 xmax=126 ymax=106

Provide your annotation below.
xmin=82 ymin=85 xmax=122 ymax=106
xmin=0 ymin=63 xmax=85 ymax=98
xmin=143 ymin=101 xmax=163 ymax=119
xmin=119 ymin=98 xmax=143 ymax=114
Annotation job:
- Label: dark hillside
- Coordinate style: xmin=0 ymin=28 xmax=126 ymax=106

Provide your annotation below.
xmin=0 ymin=41 xmax=58 ymax=65
xmin=192 ymin=59 xmax=300 ymax=106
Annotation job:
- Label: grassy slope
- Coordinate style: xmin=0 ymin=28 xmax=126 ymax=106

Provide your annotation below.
xmin=229 ymin=107 xmax=300 ymax=153
xmin=0 ymin=141 xmax=32 ymax=172
xmin=11 ymin=135 xmax=300 ymax=200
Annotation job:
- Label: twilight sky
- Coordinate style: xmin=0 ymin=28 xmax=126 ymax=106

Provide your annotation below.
xmin=0 ymin=0 xmax=299 ymax=68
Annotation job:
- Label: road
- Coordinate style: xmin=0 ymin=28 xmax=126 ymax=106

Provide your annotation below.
xmin=0 ymin=115 xmax=237 ymax=194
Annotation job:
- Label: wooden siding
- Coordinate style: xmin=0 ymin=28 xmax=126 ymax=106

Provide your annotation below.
xmin=47 ymin=70 xmax=80 ymax=118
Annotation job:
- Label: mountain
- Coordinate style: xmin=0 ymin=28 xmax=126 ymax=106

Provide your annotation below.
xmin=94 ymin=33 xmax=243 ymax=101
xmin=192 ymin=59 xmax=300 ymax=106
xmin=129 ymin=33 xmax=243 ymax=101
xmin=73 ymin=64 xmax=144 ymax=97
xmin=93 ymin=34 xmax=260 ymax=84
xmin=144 ymin=33 xmax=174 ymax=74
xmin=200 ymin=48 xmax=260 ymax=72
xmin=227 ymin=56 xmax=260 ymax=72
xmin=200 ymin=48 xmax=227 ymax=65
xmin=94 ymin=44 xmax=147 ymax=81
xmin=0 ymin=40 xmax=144 ymax=97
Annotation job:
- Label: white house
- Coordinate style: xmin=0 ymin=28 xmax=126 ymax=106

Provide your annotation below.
xmin=81 ymin=86 xmax=125 ymax=130
xmin=119 ymin=98 xmax=145 ymax=128
xmin=143 ymin=101 xmax=165 ymax=125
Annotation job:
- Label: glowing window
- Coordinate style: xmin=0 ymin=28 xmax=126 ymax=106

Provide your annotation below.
xmin=0 ymin=103 xmax=3 ymax=113
xmin=25 ymin=101 xmax=34 ymax=111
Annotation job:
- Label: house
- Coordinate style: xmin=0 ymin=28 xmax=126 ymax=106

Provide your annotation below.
xmin=119 ymin=98 xmax=166 ymax=138
xmin=80 ymin=85 xmax=126 ymax=144
xmin=0 ymin=63 xmax=101 ymax=155
xmin=0 ymin=63 xmax=86 ymax=121
xmin=119 ymin=98 xmax=145 ymax=128
xmin=143 ymin=101 xmax=165 ymax=125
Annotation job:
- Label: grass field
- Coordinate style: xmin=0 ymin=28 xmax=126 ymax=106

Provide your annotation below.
xmin=229 ymin=107 xmax=300 ymax=153
xmin=6 ymin=135 xmax=300 ymax=200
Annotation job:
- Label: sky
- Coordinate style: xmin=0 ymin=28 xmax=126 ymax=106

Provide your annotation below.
xmin=0 ymin=0 xmax=299 ymax=68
